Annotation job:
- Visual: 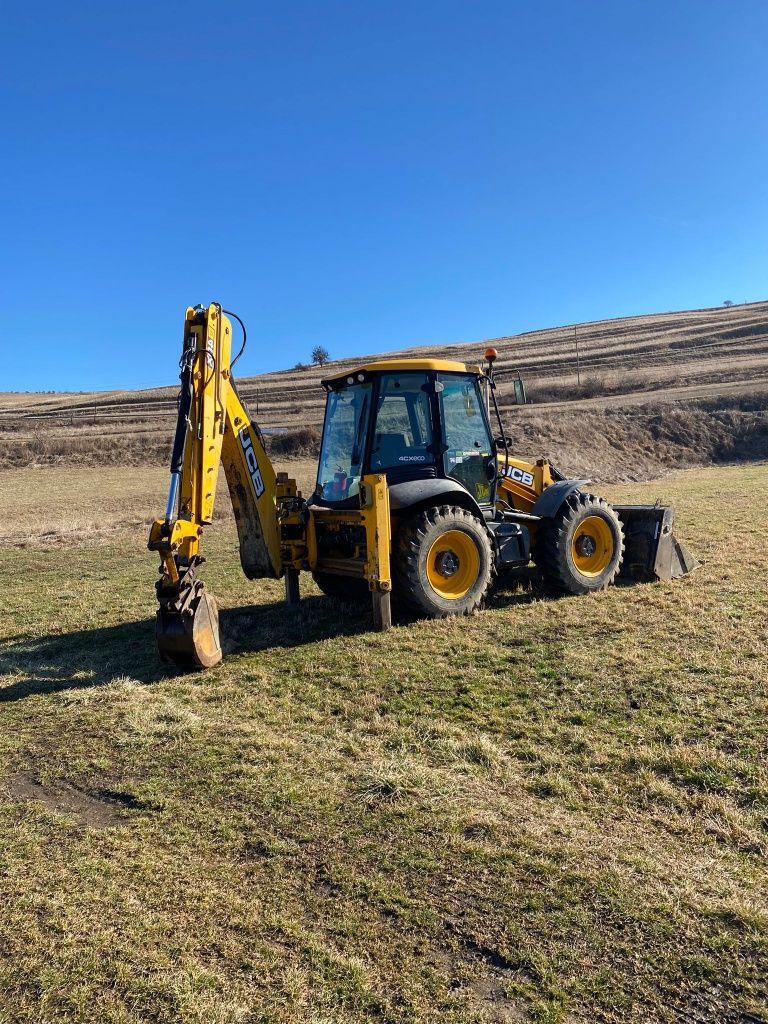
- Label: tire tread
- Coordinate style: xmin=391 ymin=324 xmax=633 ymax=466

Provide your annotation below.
xmin=535 ymin=492 xmax=625 ymax=595
xmin=395 ymin=505 xmax=493 ymax=617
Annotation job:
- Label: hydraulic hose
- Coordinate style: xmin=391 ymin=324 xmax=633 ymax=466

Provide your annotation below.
xmin=165 ymin=336 xmax=196 ymax=521
xmin=225 ymin=308 xmax=247 ymax=369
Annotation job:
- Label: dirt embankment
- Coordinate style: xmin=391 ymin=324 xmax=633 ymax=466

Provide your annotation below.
xmin=505 ymin=395 xmax=768 ymax=482
xmin=0 ymin=425 xmax=322 ymax=472
xmin=1 ymin=395 xmax=765 ymax=483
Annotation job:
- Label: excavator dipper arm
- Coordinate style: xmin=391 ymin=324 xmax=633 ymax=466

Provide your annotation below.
xmin=148 ymin=304 xmax=282 ymax=669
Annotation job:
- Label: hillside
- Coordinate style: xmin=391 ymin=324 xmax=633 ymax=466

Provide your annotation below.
xmin=1 ymin=300 xmax=767 ymax=480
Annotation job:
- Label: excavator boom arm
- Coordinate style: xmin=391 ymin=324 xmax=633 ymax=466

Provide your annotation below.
xmin=221 ymin=383 xmax=281 ymax=579
xmin=148 ymin=304 xmax=282 ymax=668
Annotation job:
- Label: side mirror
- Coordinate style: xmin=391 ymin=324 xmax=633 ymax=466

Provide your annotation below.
xmin=512 ymin=377 xmax=527 ymax=406
xmin=494 ymin=436 xmax=513 ymax=451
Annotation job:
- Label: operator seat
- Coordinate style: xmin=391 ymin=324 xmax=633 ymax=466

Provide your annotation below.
xmin=370 ymin=432 xmax=409 ymax=469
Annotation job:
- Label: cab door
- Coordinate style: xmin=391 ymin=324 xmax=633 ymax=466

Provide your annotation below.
xmin=438 ymin=374 xmax=497 ymax=509
xmin=368 ymin=372 xmax=437 ymax=482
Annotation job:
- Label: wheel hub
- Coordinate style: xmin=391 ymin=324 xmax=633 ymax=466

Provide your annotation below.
xmin=570 ymin=514 xmax=615 ymax=577
xmin=425 ymin=528 xmax=483 ymax=601
xmin=575 ymin=534 xmax=597 ymax=558
xmin=435 ymin=550 xmax=460 ymax=577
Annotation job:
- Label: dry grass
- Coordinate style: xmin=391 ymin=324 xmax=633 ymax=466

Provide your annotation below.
xmin=0 ymin=461 xmax=765 ymax=1022
xmin=0 ymin=461 xmax=318 ymax=548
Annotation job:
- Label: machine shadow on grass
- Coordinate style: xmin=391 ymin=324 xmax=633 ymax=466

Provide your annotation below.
xmin=0 ymin=616 xmax=163 ymax=702
xmin=0 ymin=573 xmax=544 ymax=703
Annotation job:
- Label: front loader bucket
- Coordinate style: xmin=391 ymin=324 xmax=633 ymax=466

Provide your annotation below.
xmin=613 ymin=505 xmax=698 ymax=583
xmin=156 ymin=586 xmax=222 ymax=670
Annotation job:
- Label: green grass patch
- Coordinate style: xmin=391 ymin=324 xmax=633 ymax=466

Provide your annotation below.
xmin=0 ymin=462 xmax=766 ymax=1022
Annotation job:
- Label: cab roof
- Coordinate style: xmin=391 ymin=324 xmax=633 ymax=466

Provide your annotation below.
xmin=322 ymin=358 xmax=479 ymax=388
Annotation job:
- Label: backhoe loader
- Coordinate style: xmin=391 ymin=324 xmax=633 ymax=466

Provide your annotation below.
xmin=148 ymin=304 xmax=696 ymax=669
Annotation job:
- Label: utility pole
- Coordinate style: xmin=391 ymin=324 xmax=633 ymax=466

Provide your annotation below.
xmin=574 ymin=326 xmax=581 ymax=386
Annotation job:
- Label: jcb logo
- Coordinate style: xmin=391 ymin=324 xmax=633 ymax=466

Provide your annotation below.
xmin=504 ymin=466 xmax=534 ymax=487
xmin=239 ymin=428 xmax=265 ymax=498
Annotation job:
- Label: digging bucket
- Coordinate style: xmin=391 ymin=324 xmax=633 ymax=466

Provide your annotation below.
xmin=155 ymin=585 xmax=222 ymax=670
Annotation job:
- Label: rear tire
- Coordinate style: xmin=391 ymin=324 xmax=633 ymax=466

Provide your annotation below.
xmin=535 ymin=491 xmax=624 ymax=595
xmin=395 ymin=505 xmax=493 ymax=618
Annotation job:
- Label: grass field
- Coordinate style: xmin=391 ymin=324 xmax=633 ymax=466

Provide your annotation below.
xmin=0 ymin=461 xmax=766 ymax=1023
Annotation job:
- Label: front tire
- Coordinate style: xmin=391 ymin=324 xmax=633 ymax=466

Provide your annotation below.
xmin=395 ymin=505 xmax=493 ymax=618
xmin=535 ymin=491 xmax=624 ymax=595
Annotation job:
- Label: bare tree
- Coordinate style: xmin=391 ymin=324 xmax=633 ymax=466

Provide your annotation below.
xmin=312 ymin=345 xmax=330 ymax=366
xmin=723 ymin=299 xmax=734 ymax=307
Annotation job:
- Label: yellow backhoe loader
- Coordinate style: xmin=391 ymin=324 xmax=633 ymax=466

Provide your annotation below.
xmin=148 ymin=304 xmax=696 ymax=669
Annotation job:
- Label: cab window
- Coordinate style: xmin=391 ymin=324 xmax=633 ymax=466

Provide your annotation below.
xmin=370 ymin=373 xmax=434 ymax=471
xmin=316 ymin=382 xmax=372 ymax=501
xmin=441 ymin=376 xmax=494 ymax=504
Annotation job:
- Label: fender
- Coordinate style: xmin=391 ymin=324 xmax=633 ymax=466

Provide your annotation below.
xmin=388 ymin=478 xmax=486 ymax=521
xmin=532 ymin=478 xmax=591 ymax=519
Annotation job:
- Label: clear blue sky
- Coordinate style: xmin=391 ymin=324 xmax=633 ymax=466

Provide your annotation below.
xmin=2 ymin=1 xmax=766 ymax=391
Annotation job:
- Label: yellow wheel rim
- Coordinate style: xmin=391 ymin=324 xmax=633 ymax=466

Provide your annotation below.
xmin=426 ymin=530 xmax=481 ymax=600
xmin=571 ymin=515 xmax=614 ymax=576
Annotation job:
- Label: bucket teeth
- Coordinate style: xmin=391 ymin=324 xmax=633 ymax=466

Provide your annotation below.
xmin=155 ymin=558 xmax=222 ymax=670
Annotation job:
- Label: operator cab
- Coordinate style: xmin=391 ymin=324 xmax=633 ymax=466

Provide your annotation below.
xmin=315 ymin=359 xmax=497 ymax=510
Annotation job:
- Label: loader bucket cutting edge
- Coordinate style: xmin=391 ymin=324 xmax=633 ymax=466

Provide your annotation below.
xmin=156 ymin=589 xmax=222 ymax=670
xmin=613 ymin=504 xmax=699 ymax=583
